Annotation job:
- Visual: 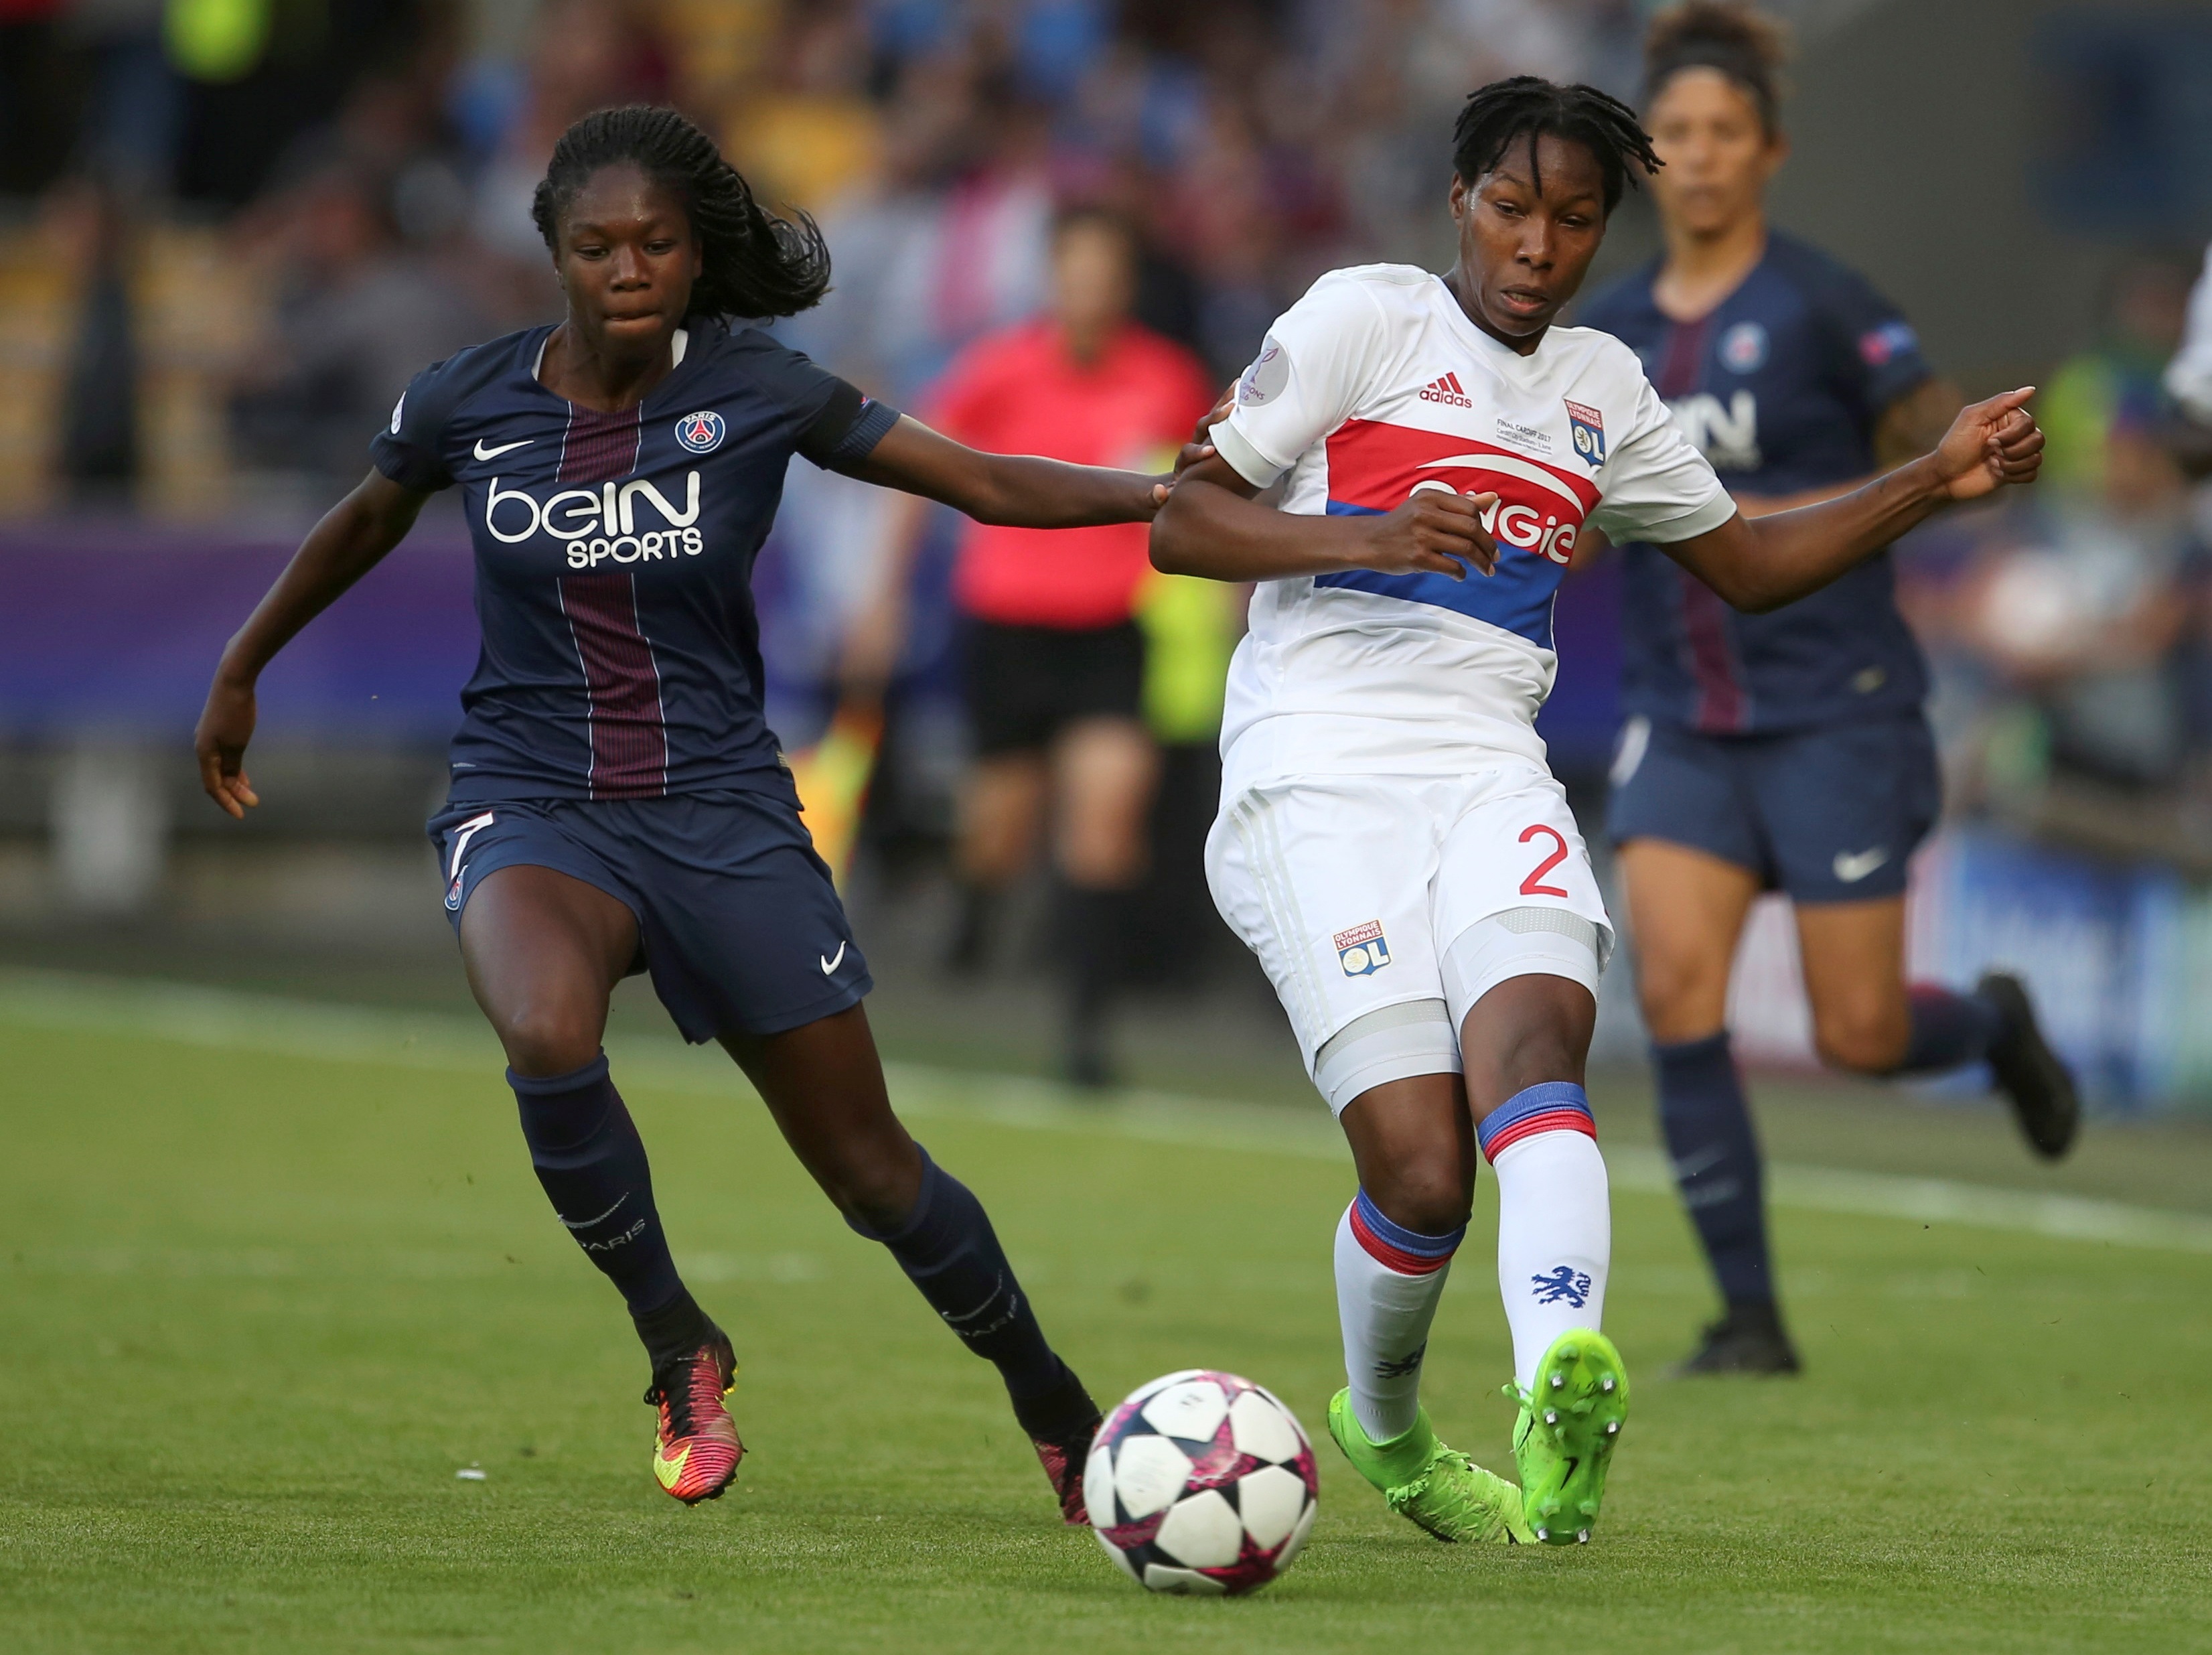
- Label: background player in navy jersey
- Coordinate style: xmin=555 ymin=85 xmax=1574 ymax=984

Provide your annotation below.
xmin=192 ymin=106 xmax=1175 ymax=1518
xmin=1576 ymin=3 xmax=2080 ymax=1376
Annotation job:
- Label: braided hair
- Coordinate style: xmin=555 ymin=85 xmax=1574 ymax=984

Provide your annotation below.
xmin=1451 ymin=76 xmax=1661 ymax=216
xmin=1643 ymin=2 xmax=1789 ymax=133
xmin=530 ymin=105 xmax=832 ymax=321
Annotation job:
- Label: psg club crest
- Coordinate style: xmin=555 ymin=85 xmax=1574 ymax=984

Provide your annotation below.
xmin=1334 ymin=920 xmax=1391 ymax=977
xmin=675 ymin=410 xmax=726 ymax=454
xmin=1564 ymin=399 xmax=1606 ymax=468
xmin=1720 ymin=320 xmax=1769 ymax=374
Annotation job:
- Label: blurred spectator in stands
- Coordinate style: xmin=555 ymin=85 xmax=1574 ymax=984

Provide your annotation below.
xmin=767 ymin=42 xmax=1057 ymax=863
xmin=68 ymin=0 xmax=182 ymax=196
xmin=170 ymin=0 xmax=440 ymax=208
xmin=801 ymin=46 xmax=1052 ymax=403
xmin=468 ymin=0 xmax=668 ymax=324
xmin=46 ymin=173 xmax=139 ymax=504
xmin=723 ymin=1 xmax=879 ymax=215
xmin=230 ymin=162 xmax=485 ymax=489
xmin=1953 ymin=395 xmax=2201 ymax=793
xmin=851 ymin=206 xmax=1213 ymax=1084
xmin=0 ymin=0 xmax=80 ymax=196
xmin=2039 ymin=253 xmax=2195 ymax=498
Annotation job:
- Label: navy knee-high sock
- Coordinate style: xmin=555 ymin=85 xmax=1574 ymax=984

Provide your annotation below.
xmin=1652 ymin=1031 xmax=1774 ymax=1307
xmin=511 ymin=1056 xmax=707 ymax=1364
xmin=849 ymin=1148 xmax=1091 ymax=1435
xmin=1891 ymin=984 xmax=2004 ymax=1075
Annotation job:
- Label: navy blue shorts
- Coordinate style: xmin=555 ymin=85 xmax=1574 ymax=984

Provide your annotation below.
xmin=1605 ymin=712 xmax=1940 ymax=904
xmin=427 ymin=785 xmax=871 ymax=1043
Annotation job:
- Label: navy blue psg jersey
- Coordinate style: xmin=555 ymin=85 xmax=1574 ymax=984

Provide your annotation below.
xmin=370 ymin=323 xmax=897 ymax=803
xmin=1578 ymin=233 xmax=1935 ymax=733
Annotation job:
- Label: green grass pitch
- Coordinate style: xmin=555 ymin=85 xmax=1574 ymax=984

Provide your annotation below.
xmin=3 ymin=988 xmax=2209 ymax=1653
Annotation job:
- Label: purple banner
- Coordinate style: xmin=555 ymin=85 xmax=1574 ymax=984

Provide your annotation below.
xmin=0 ymin=520 xmax=1633 ymax=758
xmin=0 ymin=522 xmax=480 ymax=741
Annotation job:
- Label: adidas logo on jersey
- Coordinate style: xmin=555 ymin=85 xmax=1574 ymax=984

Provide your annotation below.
xmin=1418 ymin=372 xmax=1473 ymax=408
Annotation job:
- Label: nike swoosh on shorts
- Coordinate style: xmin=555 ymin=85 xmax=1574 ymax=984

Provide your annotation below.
xmin=820 ymin=942 xmax=847 ymax=975
xmin=1832 ymin=847 xmax=1890 ymax=883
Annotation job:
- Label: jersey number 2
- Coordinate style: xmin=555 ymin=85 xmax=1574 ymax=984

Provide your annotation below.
xmin=1518 ymin=824 xmax=1570 ymax=898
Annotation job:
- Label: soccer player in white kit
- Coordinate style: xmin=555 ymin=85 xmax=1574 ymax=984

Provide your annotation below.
xmin=1151 ymin=76 xmax=2047 ymax=1547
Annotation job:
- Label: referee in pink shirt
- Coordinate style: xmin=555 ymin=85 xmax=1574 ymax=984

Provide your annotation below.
xmin=862 ymin=207 xmax=1215 ymax=1084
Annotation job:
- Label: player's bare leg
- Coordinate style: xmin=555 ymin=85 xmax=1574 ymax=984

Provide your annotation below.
xmin=724 ymin=1006 xmax=1103 ymax=1521
xmin=1794 ymin=899 xmax=2076 ymax=1155
xmin=461 ymin=865 xmax=742 ymax=1503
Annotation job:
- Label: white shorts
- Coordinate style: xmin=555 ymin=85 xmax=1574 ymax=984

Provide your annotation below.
xmin=1206 ymin=764 xmax=1614 ymax=1115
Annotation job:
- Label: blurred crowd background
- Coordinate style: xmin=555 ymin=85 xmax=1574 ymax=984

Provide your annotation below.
xmin=6 ymin=0 xmax=2212 ymax=1108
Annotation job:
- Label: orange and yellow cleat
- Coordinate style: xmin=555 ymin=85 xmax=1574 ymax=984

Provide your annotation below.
xmin=646 ymin=1335 xmax=743 ymax=1504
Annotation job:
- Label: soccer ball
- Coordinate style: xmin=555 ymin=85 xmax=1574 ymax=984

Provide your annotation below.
xmin=1085 ymin=1370 xmax=1319 ymax=1595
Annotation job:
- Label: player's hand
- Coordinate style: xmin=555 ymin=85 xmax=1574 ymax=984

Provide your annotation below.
xmin=1931 ymin=386 xmax=2044 ymax=502
xmin=1150 ymin=391 xmax=1237 ymax=505
xmin=1358 ymin=489 xmax=1499 ymax=579
xmin=194 ymin=674 xmax=261 ymax=819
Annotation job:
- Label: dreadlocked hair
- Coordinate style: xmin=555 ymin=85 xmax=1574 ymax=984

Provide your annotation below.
xmin=530 ymin=105 xmax=831 ymax=321
xmin=1451 ymin=76 xmax=1660 ymax=216
xmin=1644 ymin=2 xmax=1789 ymax=134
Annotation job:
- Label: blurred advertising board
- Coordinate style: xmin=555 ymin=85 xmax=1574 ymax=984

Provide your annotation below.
xmin=1731 ymin=827 xmax=2211 ymax=1115
xmin=0 ymin=523 xmax=475 ymax=741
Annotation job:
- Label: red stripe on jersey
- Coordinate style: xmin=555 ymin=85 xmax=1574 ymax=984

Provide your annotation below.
xmin=559 ymin=572 xmax=670 ymax=798
xmin=552 ymin=405 xmax=664 ymax=797
xmin=1679 ymin=569 xmax=1749 ymax=732
xmin=1323 ymin=419 xmax=1601 ymax=516
xmin=1655 ymin=315 xmax=1710 ymax=401
xmin=559 ymin=404 xmax=644 ymax=484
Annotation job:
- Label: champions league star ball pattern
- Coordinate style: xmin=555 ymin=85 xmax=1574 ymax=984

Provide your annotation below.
xmin=1086 ymin=1370 xmax=1319 ymax=1595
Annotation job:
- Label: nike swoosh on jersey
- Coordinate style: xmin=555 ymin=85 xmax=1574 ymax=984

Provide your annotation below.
xmin=474 ymin=437 xmax=533 ymax=460
xmin=1832 ymin=847 xmax=1890 ymax=883
xmin=820 ymin=941 xmax=847 ymax=975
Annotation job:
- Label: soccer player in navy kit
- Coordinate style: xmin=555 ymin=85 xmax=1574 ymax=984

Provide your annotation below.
xmin=194 ymin=108 xmax=1169 ymax=1516
xmin=1577 ymin=4 xmax=2079 ymax=1375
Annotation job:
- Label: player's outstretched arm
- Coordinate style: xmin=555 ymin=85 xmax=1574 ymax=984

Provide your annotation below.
xmin=1150 ymin=454 xmax=1499 ymax=583
xmin=844 ymin=414 xmax=1167 ymax=528
xmin=194 ymin=470 xmax=429 ymax=818
xmin=1667 ymin=387 xmax=2043 ymax=614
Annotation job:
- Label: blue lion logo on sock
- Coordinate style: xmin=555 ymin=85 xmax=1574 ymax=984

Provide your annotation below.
xmin=1531 ymin=1265 xmax=1592 ymax=1307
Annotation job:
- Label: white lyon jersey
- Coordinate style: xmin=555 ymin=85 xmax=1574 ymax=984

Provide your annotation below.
xmin=1209 ymin=264 xmax=1735 ymax=787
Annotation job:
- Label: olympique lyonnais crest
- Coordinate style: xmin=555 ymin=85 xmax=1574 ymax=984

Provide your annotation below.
xmin=1334 ymin=920 xmax=1392 ymax=977
xmin=675 ymin=410 xmax=726 ymax=454
xmin=1564 ymin=400 xmax=1605 ymax=467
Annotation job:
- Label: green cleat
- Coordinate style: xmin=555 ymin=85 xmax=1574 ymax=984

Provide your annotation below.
xmin=1507 ymin=1329 xmax=1630 ymax=1545
xmin=1327 ymin=1388 xmax=1534 ymax=1545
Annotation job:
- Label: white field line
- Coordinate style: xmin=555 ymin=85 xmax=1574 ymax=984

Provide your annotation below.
xmin=4 ymin=968 xmax=2211 ymax=1258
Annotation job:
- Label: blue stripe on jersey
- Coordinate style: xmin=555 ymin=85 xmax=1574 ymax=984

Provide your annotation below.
xmin=1312 ymin=500 xmax=1562 ymax=650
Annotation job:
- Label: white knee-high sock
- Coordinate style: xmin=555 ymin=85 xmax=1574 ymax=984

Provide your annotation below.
xmin=1480 ymin=1082 xmax=1610 ymax=1392
xmin=1335 ymin=1190 xmax=1463 ymax=1443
